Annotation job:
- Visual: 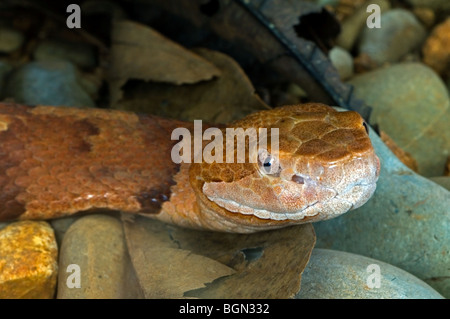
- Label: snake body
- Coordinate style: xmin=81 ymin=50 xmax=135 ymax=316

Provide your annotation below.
xmin=0 ymin=102 xmax=379 ymax=233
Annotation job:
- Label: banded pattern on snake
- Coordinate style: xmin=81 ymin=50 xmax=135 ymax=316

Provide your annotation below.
xmin=0 ymin=102 xmax=379 ymax=233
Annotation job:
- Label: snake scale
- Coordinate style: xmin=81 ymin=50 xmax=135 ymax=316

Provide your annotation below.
xmin=0 ymin=102 xmax=379 ymax=233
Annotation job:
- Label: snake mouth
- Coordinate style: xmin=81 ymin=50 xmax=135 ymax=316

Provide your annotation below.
xmin=206 ymin=179 xmax=377 ymax=222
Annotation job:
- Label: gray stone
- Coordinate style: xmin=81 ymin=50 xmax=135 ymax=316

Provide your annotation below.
xmin=329 ymin=46 xmax=353 ymax=80
xmin=314 ymin=120 xmax=450 ymax=298
xmin=57 ymin=214 xmax=142 ymax=299
xmin=430 ymin=177 xmax=450 ymax=191
xmin=336 ymin=0 xmax=391 ymax=51
xmin=0 ymin=27 xmax=24 ymax=53
xmin=3 ymin=60 xmax=96 ymax=108
xmin=348 ymin=63 xmax=450 ymax=177
xmin=34 ymin=39 xmax=97 ymax=69
xmin=358 ymin=9 xmax=426 ymax=65
xmin=296 ymin=249 xmax=444 ymax=299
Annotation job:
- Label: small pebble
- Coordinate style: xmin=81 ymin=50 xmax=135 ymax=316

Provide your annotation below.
xmin=296 ymin=249 xmax=444 ymax=299
xmin=348 ymin=62 xmax=450 ymax=177
xmin=336 ymin=0 xmax=391 ymax=51
xmin=329 ymin=46 xmax=354 ymax=80
xmin=3 ymin=60 xmax=96 ymax=108
xmin=0 ymin=27 xmax=24 ymax=53
xmin=57 ymin=214 xmax=141 ymax=299
xmin=422 ymin=18 xmax=450 ymax=76
xmin=358 ymin=9 xmax=426 ymax=65
xmin=412 ymin=7 xmax=435 ymax=28
xmin=0 ymin=221 xmax=58 ymax=299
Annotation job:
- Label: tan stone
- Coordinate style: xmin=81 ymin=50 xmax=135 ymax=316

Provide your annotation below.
xmin=423 ymin=18 xmax=450 ymax=76
xmin=0 ymin=221 xmax=58 ymax=298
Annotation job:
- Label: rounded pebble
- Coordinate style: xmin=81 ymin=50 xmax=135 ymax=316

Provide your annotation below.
xmin=348 ymin=62 xmax=450 ymax=177
xmin=57 ymin=214 xmax=141 ymax=299
xmin=3 ymin=60 xmax=96 ymax=108
xmin=358 ymin=9 xmax=426 ymax=65
xmin=0 ymin=27 xmax=24 ymax=53
xmin=0 ymin=221 xmax=58 ymax=299
xmin=296 ymin=249 xmax=444 ymax=299
xmin=314 ymin=119 xmax=450 ymax=298
xmin=422 ymin=18 xmax=450 ymax=76
xmin=329 ymin=46 xmax=354 ymax=80
xmin=336 ymin=0 xmax=391 ymax=51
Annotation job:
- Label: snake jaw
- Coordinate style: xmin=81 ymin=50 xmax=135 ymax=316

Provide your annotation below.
xmin=202 ymin=149 xmax=379 ymax=223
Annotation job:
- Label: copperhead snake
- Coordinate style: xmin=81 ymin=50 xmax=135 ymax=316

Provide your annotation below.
xmin=0 ymin=102 xmax=379 ymax=233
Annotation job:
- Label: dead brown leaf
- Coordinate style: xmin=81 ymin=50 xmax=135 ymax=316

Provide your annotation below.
xmin=122 ymin=214 xmax=316 ymax=299
xmin=122 ymin=214 xmax=235 ymax=299
xmin=109 ymin=19 xmax=221 ymax=105
xmin=112 ymin=48 xmax=270 ymax=124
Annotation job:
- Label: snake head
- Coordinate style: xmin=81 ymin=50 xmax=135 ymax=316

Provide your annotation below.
xmin=189 ymin=103 xmax=380 ymax=232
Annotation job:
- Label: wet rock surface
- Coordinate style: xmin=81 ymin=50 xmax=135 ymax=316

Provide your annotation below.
xmin=314 ymin=123 xmax=450 ymax=298
xmin=296 ymin=249 xmax=444 ymax=299
xmin=3 ymin=61 xmax=96 ymax=108
xmin=348 ymin=63 xmax=450 ymax=177
xmin=57 ymin=214 xmax=141 ymax=299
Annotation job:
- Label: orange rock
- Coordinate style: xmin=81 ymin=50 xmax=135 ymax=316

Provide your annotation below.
xmin=423 ymin=18 xmax=450 ymax=76
xmin=0 ymin=221 xmax=58 ymax=298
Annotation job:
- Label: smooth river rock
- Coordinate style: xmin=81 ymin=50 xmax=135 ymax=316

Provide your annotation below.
xmin=358 ymin=9 xmax=426 ymax=65
xmin=3 ymin=60 xmax=96 ymax=108
xmin=296 ymin=249 xmax=444 ymax=299
xmin=0 ymin=221 xmax=58 ymax=298
xmin=348 ymin=62 xmax=450 ymax=177
xmin=329 ymin=46 xmax=353 ymax=80
xmin=314 ymin=119 xmax=450 ymax=298
xmin=336 ymin=0 xmax=391 ymax=51
xmin=0 ymin=27 xmax=24 ymax=53
xmin=57 ymin=214 xmax=141 ymax=299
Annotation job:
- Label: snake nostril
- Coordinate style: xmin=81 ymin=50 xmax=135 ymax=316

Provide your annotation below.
xmin=291 ymin=175 xmax=305 ymax=184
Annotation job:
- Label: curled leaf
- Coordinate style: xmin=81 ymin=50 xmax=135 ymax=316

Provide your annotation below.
xmin=109 ymin=19 xmax=221 ymax=105
xmin=122 ymin=214 xmax=316 ymax=299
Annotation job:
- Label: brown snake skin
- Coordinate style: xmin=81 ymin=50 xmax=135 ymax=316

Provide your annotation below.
xmin=0 ymin=102 xmax=379 ymax=233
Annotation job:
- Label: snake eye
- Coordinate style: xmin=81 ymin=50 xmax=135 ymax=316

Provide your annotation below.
xmin=258 ymin=149 xmax=281 ymax=176
xmin=363 ymin=121 xmax=369 ymax=134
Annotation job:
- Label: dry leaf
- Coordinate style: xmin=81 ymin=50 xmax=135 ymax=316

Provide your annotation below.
xmin=122 ymin=214 xmax=316 ymax=299
xmin=113 ymin=48 xmax=270 ymax=123
xmin=109 ymin=19 xmax=221 ymax=105
xmin=122 ymin=214 xmax=235 ymax=299
xmin=146 ymin=0 xmax=372 ymax=120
